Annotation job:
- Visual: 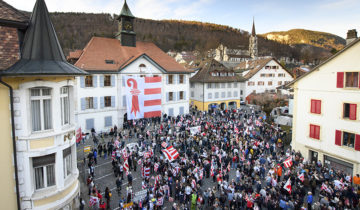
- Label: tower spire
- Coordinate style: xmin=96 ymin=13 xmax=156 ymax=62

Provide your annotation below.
xmin=251 ymin=17 xmax=256 ymax=36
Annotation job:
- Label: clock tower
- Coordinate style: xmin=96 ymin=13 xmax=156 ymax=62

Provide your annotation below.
xmin=116 ymin=0 xmax=136 ymax=47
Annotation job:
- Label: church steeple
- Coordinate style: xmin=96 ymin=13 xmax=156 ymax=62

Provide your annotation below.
xmin=249 ymin=17 xmax=258 ymax=59
xmin=116 ymin=0 xmax=136 ymax=47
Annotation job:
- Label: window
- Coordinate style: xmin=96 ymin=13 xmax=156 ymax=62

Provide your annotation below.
xmin=227 ymin=83 xmax=232 ymax=88
xmin=260 ymin=74 xmax=265 ymax=77
xmin=272 ymin=66 xmax=277 ymax=69
xmin=207 ymin=83 xmax=211 ymax=89
xmin=265 ymin=66 xmax=270 ymax=69
xmin=168 ymin=108 xmax=174 ymax=116
xmin=63 ymin=147 xmax=71 ymax=178
xmin=234 ymin=83 xmax=238 ymax=88
xmin=215 ymin=83 xmax=220 ymax=88
xmin=105 ymin=60 xmax=114 ymax=64
xmin=104 ymin=96 xmax=111 ymax=107
xmin=345 ymin=72 xmax=359 ymax=88
xmin=179 ymin=75 xmax=184 ymax=84
xmin=139 ymin=64 xmax=146 ymax=72
xmin=179 ymin=91 xmax=184 ymax=100
xmin=343 ymin=103 xmax=357 ymax=120
xmin=240 ymin=90 xmax=243 ymax=95
xmin=309 ymin=124 xmax=320 ymax=140
xmin=85 ymin=76 xmax=93 ymax=87
xmin=190 ymin=83 xmax=195 ymax=88
xmin=258 ymin=81 xmax=264 ymax=86
xmin=278 ymin=81 xmax=282 ymax=86
xmin=168 ymin=75 xmax=173 ymax=84
xmin=104 ymin=116 xmax=112 ymax=127
xmin=169 ymin=92 xmax=174 ymax=101
xmin=248 ymin=82 xmax=255 ymax=86
xmin=86 ymin=97 xmax=94 ymax=109
xmin=284 ymin=81 xmax=290 ymax=85
xmin=86 ymin=119 xmax=94 ymax=130
xmin=191 ymin=91 xmax=194 ymax=97
xmin=60 ymin=87 xmax=70 ymax=126
xmin=221 ymin=92 xmax=225 ymax=98
xmin=215 ymin=92 xmax=219 ymax=98
xmin=310 ymin=99 xmax=321 ymax=114
xmin=104 ymin=75 xmax=111 ymax=86
xmin=268 ymin=81 xmax=273 ymax=86
xmin=343 ymin=131 xmax=355 ymax=148
xmin=278 ymin=73 xmax=285 ymax=77
xmin=234 ymin=91 xmax=238 ymax=97
xmin=31 ymin=88 xmax=52 ymax=132
xmin=221 ymin=83 xmax=225 ymax=88
xmin=33 ymin=154 xmax=55 ymax=190
xmin=227 ymin=91 xmax=231 ymax=97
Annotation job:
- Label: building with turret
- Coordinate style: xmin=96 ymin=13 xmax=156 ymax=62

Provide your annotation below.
xmin=0 ymin=0 xmax=87 ymax=209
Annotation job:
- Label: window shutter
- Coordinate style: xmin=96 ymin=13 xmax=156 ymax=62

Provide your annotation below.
xmin=315 ymin=126 xmax=320 ymax=139
xmin=180 ymin=107 xmax=184 ymax=115
xmin=310 ymin=100 xmax=315 ymax=113
xmin=93 ymin=97 xmax=98 ymax=109
xmin=111 ymin=75 xmax=115 ymax=87
xmin=166 ymin=75 xmax=169 ymax=84
xmin=349 ymin=104 xmax=357 ymax=120
xmin=122 ymin=76 xmax=125 ymax=87
xmin=80 ymin=76 xmax=85 ymax=88
xmin=335 ymin=130 xmax=342 ymax=146
xmin=123 ymin=95 xmax=126 ymax=107
xmin=166 ymin=92 xmax=169 ymax=102
xmin=309 ymin=125 xmax=314 ymax=138
xmin=100 ymin=75 xmax=104 ymax=87
xmin=93 ymin=76 xmax=97 ymax=88
xmin=174 ymin=75 xmax=178 ymax=84
xmin=111 ymin=96 xmax=115 ymax=107
xmin=355 ymin=134 xmax=360 ymax=151
xmin=336 ymin=72 xmax=344 ymax=88
xmin=100 ymin=97 xmax=104 ymax=108
xmin=81 ymin=98 xmax=86 ymax=110
xmin=173 ymin=92 xmax=177 ymax=101
xmin=317 ymin=101 xmax=321 ymax=114
xmin=184 ymin=91 xmax=186 ymax=100
xmin=184 ymin=75 xmax=186 ymax=84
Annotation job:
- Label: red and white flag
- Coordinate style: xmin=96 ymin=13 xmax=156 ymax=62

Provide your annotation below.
xmin=191 ymin=179 xmax=197 ymax=189
xmin=161 ymin=142 xmax=168 ymax=148
xmin=125 ymin=76 xmax=162 ymax=120
xmin=162 ymin=146 xmax=179 ymax=162
xmin=123 ymin=159 xmax=129 ymax=175
xmin=143 ymin=166 xmax=150 ymax=178
xmin=154 ymin=162 xmax=159 ymax=172
xmin=234 ymin=127 xmax=239 ymax=134
xmin=298 ymin=173 xmax=304 ymax=182
xmin=156 ymin=196 xmax=164 ymax=206
xmin=142 ymin=181 xmax=147 ymax=189
xmin=283 ymin=157 xmax=293 ymax=168
xmin=283 ymin=178 xmax=292 ymax=194
xmin=76 ymin=127 xmax=82 ymax=143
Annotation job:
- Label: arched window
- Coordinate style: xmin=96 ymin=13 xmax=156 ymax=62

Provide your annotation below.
xmin=139 ymin=64 xmax=146 ymax=72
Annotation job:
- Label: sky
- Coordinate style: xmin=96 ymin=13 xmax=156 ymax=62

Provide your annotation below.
xmin=6 ymin=0 xmax=360 ymax=38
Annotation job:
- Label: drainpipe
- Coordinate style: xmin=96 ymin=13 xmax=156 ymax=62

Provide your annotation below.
xmin=0 ymin=77 xmax=21 ymax=210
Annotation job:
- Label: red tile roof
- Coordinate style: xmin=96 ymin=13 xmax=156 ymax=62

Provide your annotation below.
xmin=75 ymin=37 xmax=190 ymax=73
xmin=67 ymin=49 xmax=83 ymax=60
xmin=0 ymin=0 xmax=28 ymax=23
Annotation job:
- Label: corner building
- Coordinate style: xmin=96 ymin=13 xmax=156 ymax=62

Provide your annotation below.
xmin=0 ymin=0 xmax=87 ymax=209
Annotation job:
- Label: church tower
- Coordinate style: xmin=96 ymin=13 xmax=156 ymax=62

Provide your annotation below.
xmin=249 ymin=18 xmax=258 ymax=59
xmin=116 ymin=0 xmax=136 ymax=47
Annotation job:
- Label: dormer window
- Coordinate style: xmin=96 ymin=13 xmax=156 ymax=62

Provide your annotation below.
xmin=105 ymin=60 xmax=114 ymax=64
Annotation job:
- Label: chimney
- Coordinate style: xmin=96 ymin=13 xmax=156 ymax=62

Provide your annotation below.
xmin=346 ymin=29 xmax=358 ymax=45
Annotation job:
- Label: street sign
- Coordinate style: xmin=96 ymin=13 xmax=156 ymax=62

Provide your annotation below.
xmin=84 ymin=146 xmax=91 ymax=153
xmin=133 ymin=190 xmax=147 ymax=202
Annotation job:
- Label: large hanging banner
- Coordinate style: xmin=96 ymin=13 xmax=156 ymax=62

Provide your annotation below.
xmin=125 ymin=76 xmax=162 ymax=120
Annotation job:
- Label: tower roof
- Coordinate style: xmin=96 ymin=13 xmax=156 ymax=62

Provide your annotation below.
xmin=251 ymin=18 xmax=256 ymax=36
xmin=118 ymin=0 xmax=134 ymax=19
xmin=1 ymin=0 xmax=87 ymax=76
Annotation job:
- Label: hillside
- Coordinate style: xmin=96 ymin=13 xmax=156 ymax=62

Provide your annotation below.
xmin=262 ymin=29 xmax=345 ymax=51
xmin=44 ymin=12 xmax=337 ymax=63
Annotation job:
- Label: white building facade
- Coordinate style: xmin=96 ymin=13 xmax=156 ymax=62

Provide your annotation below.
xmin=291 ymin=38 xmax=360 ymax=176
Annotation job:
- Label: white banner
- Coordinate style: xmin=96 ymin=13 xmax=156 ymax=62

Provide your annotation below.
xmin=190 ymin=126 xmax=201 ymax=135
xmin=124 ymin=76 xmax=162 ymax=120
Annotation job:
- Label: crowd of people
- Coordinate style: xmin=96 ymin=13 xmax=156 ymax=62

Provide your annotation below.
xmin=83 ymin=106 xmax=360 ymax=210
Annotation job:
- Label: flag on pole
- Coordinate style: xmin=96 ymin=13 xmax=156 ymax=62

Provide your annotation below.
xmin=283 ymin=157 xmax=293 ymax=168
xmin=76 ymin=127 xmax=82 ymax=143
xmin=298 ymin=173 xmax=304 ymax=182
xmin=283 ymin=178 xmax=292 ymax=194
xmin=125 ymin=76 xmax=162 ymax=120
xmin=162 ymin=146 xmax=179 ymax=162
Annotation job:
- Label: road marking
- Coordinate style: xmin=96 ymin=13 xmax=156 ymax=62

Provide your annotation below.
xmin=94 ymin=173 xmax=113 ymax=181
xmin=100 ymin=178 xmax=138 ymax=195
xmin=95 ymin=161 xmax=112 ymax=168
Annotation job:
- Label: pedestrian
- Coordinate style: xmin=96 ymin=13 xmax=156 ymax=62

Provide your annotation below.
xmin=105 ymin=187 xmax=111 ymax=209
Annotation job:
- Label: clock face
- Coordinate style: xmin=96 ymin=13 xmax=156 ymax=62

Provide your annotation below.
xmin=124 ymin=21 xmax=132 ymax=30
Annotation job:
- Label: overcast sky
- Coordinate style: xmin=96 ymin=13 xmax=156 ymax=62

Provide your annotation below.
xmin=6 ymin=0 xmax=360 ymax=38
